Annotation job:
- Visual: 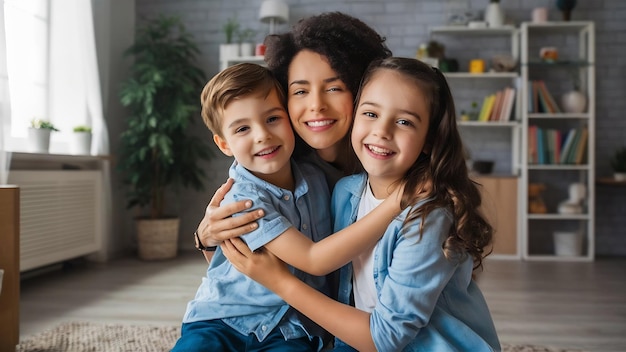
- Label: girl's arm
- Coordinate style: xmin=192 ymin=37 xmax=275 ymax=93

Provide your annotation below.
xmin=221 ymin=238 xmax=377 ymax=352
xmin=262 ymin=184 xmax=402 ymax=276
xmin=196 ymin=178 xmax=265 ymax=263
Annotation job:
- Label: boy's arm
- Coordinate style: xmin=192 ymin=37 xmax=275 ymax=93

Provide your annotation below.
xmin=263 ymin=186 xmax=402 ymax=276
xmin=222 ymin=238 xmax=377 ymax=352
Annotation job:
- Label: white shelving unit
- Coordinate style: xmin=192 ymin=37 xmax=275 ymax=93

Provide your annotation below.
xmin=520 ymin=21 xmax=595 ymax=261
xmin=430 ymin=26 xmax=522 ymax=259
xmin=220 ymin=55 xmax=265 ymax=71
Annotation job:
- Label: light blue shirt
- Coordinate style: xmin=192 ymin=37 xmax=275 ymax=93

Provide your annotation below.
xmin=332 ymin=173 xmax=501 ymax=352
xmin=183 ymin=160 xmax=331 ymax=345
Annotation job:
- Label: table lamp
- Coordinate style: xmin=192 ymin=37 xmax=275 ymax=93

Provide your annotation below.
xmin=259 ymin=0 xmax=289 ymax=34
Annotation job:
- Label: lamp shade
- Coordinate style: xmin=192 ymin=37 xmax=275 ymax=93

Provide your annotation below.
xmin=259 ymin=0 xmax=289 ymax=25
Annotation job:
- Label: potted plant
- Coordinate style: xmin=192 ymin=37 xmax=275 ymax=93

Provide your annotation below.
xmin=28 ymin=118 xmax=59 ymax=153
xmin=237 ymin=28 xmax=257 ymax=57
xmin=219 ymin=17 xmax=240 ymax=61
xmin=610 ymin=146 xmax=626 ymax=181
xmin=70 ymin=125 xmax=92 ymax=155
xmin=118 ymin=15 xmax=213 ymax=260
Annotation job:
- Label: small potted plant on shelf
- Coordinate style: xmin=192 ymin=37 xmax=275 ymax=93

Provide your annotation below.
xmin=220 ymin=17 xmax=240 ymax=61
xmin=610 ymin=146 xmax=626 ymax=181
xmin=70 ymin=125 xmax=92 ymax=155
xmin=28 ymin=118 xmax=59 ymax=153
xmin=237 ymin=28 xmax=257 ymax=57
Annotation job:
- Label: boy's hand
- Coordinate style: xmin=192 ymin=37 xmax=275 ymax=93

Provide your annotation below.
xmin=197 ymin=178 xmax=264 ymax=247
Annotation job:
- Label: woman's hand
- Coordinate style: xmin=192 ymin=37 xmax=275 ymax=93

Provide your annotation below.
xmin=221 ymin=238 xmax=291 ymax=290
xmin=197 ymin=178 xmax=264 ymax=247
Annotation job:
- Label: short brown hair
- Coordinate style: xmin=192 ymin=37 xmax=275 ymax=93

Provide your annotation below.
xmin=200 ymin=63 xmax=286 ymax=136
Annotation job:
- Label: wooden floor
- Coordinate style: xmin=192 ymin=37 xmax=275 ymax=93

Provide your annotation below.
xmin=19 ymin=251 xmax=626 ymax=352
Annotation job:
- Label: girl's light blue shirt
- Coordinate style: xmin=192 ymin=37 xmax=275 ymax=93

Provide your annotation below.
xmin=183 ymin=160 xmax=331 ymax=345
xmin=332 ymin=173 xmax=501 ymax=352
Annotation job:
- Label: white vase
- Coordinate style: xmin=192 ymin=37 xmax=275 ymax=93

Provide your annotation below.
xmin=219 ymin=43 xmax=240 ymax=61
xmin=70 ymin=132 xmax=92 ymax=155
xmin=561 ymin=90 xmax=587 ymax=113
xmin=239 ymin=42 xmax=255 ymax=57
xmin=27 ymin=128 xmax=51 ymax=153
xmin=485 ymin=2 xmax=505 ymax=28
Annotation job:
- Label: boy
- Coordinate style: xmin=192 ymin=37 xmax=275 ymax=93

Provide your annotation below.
xmin=171 ymin=63 xmax=331 ymax=351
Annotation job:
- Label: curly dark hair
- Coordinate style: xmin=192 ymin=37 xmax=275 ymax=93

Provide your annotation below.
xmin=264 ymin=12 xmax=392 ymax=99
xmin=356 ymin=57 xmax=493 ymax=271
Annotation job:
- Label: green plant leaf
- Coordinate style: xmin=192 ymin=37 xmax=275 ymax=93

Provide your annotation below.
xmin=117 ymin=15 xmax=212 ymax=219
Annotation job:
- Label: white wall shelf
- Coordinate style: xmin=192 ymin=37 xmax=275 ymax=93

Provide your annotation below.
xmin=430 ymin=25 xmax=522 ymax=259
xmin=520 ymin=21 xmax=595 ymax=262
xmin=220 ymin=55 xmax=265 ymax=71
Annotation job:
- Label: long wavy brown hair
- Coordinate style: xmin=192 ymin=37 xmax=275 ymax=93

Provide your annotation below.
xmin=356 ymin=57 xmax=493 ymax=271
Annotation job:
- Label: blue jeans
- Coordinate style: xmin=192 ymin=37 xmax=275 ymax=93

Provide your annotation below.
xmin=171 ymin=320 xmax=320 ymax=352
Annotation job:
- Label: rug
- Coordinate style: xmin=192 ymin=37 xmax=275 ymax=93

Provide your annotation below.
xmin=16 ymin=321 xmax=586 ymax=352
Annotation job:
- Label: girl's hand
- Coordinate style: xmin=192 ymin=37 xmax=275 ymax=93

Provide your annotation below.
xmin=196 ymin=178 xmax=264 ymax=247
xmin=221 ymin=238 xmax=291 ymax=290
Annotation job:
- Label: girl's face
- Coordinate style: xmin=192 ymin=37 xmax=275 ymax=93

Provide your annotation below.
xmin=351 ymin=69 xmax=430 ymax=198
xmin=287 ymin=50 xmax=354 ymax=160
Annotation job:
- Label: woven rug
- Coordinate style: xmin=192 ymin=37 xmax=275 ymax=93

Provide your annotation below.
xmin=16 ymin=321 xmax=586 ymax=352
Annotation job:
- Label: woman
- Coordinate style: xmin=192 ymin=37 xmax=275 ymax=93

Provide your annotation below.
xmin=195 ymin=12 xmax=392 ymax=251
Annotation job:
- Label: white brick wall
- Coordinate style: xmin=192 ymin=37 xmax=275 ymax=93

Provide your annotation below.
xmin=136 ymin=0 xmax=626 ymax=256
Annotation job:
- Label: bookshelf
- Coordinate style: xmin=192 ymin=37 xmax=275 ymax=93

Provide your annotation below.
xmin=430 ymin=26 xmax=522 ymax=259
xmin=520 ymin=22 xmax=595 ymax=261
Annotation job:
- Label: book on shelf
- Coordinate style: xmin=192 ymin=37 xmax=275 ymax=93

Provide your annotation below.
xmin=478 ymin=94 xmax=496 ymax=121
xmin=574 ymin=127 xmax=589 ymax=164
xmin=476 ymin=87 xmax=516 ymax=122
xmin=499 ymin=87 xmax=516 ymax=121
xmin=559 ymin=128 xmax=577 ymax=164
xmin=537 ymin=81 xmax=561 ymax=113
xmin=528 ymin=125 xmax=538 ymax=164
xmin=528 ymin=80 xmax=561 ymax=113
xmin=489 ymin=90 xmax=503 ymax=121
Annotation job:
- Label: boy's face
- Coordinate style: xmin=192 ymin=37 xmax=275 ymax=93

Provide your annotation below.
xmin=214 ymin=89 xmax=294 ymax=181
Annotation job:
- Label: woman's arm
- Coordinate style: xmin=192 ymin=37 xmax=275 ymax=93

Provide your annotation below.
xmin=196 ymin=178 xmax=265 ymax=263
xmin=263 ymin=189 xmax=401 ymax=275
xmin=221 ymin=238 xmax=377 ymax=352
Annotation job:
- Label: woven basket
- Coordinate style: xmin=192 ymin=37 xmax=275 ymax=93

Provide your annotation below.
xmin=136 ymin=218 xmax=180 ymax=260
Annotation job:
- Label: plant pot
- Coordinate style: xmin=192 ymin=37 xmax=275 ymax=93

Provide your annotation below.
xmin=70 ymin=132 xmax=92 ymax=155
xmin=561 ymin=90 xmax=587 ymax=113
xmin=27 ymin=128 xmax=51 ymax=153
xmin=219 ymin=43 xmax=240 ymax=61
xmin=553 ymin=231 xmax=583 ymax=257
xmin=614 ymin=173 xmax=626 ymax=182
xmin=239 ymin=42 xmax=255 ymax=57
xmin=485 ymin=2 xmax=505 ymax=28
xmin=136 ymin=218 xmax=180 ymax=260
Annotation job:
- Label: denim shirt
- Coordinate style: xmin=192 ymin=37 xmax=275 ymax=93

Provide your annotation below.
xmin=332 ymin=173 xmax=501 ymax=352
xmin=183 ymin=160 xmax=331 ymax=345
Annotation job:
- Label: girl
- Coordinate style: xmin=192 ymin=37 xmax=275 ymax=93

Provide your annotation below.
xmin=222 ymin=57 xmax=501 ymax=352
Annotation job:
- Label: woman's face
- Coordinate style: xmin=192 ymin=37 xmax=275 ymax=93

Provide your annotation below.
xmin=286 ymin=50 xmax=354 ymax=160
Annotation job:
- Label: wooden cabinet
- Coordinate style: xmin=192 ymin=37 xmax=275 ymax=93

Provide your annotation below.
xmin=0 ymin=186 xmax=20 ymax=351
xmin=475 ymin=176 xmax=519 ymax=258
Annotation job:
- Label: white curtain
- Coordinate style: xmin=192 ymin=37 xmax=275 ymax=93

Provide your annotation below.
xmin=0 ymin=1 xmax=12 ymax=184
xmin=49 ymin=0 xmax=108 ymax=155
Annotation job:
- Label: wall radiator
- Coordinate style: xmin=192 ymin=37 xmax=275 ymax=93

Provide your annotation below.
xmin=7 ymin=170 xmax=103 ymax=272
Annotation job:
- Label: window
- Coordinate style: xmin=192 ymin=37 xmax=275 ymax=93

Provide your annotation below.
xmin=1 ymin=0 xmax=107 ymax=155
